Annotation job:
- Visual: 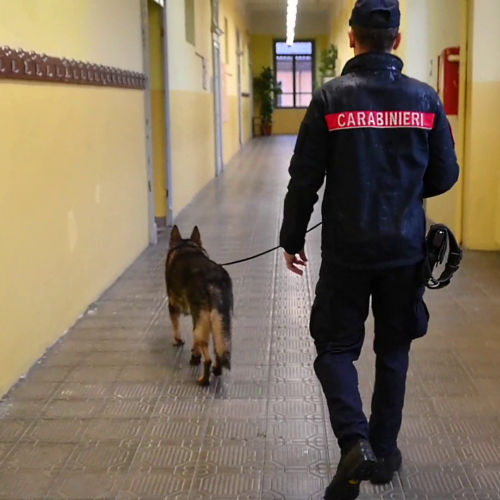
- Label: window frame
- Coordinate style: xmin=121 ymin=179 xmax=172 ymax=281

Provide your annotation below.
xmin=273 ymin=38 xmax=316 ymax=110
xmin=184 ymin=0 xmax=196 ymax=46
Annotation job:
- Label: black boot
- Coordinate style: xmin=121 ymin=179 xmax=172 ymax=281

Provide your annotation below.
xmin=370 ymin=448 xmax=402 ymax=485
xmin=324 ymin=439 xmax=377 ymax=500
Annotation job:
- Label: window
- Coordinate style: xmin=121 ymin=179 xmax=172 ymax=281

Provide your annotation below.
xmin=274 ymin=41 xmax=314 ymax=108
xmin=185 ymin=0 xmax=195 ymax=46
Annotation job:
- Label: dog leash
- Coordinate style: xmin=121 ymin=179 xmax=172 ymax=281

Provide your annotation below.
xmin=219 ymin=222 xmax=322 ymax=267
xmin=220 ymin=221 xmax=463 ymax=291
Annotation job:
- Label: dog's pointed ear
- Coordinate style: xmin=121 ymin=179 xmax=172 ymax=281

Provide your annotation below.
xmin=169 ymin=225 xmax=182 ymax=246
xmin=190 ymin=226 xmax=202 ymax=246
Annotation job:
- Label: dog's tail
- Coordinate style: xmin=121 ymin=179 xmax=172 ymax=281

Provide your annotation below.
xmin=210 ymin=288 xmax=233 ymax=371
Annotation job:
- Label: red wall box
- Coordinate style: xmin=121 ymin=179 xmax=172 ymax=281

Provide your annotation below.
xmin=437 ymin=46 xmax=460 ymax=116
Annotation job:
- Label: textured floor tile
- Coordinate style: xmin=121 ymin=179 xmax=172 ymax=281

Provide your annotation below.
xmin=0 ymin=401 xmax=47 ymax=420
xmin=200 ymin=441 xmax=263 ymax=469
xmin=65 ymin=440 xmax=139 ymax=471
xmin=211 ymin=381 xmax=267 ymax=399
xmin=0 ymin=419 xmax=32 ymax=442
xmin=52 ymin=381 xmax=115 ymax=400
xmin=131 ymin=441 xmax=199 ymax=470
xmin=266 ymin=442 xmax=325 ymax=471
xmin=0 ymin=469 xmax=58 ymax=498
xmin=211 ymin=400 xmax=267 ymax=420
xmin=21 ymin=419 xmax=89 ymax=444
xmin=120 ymin=471 xmax=188 ymax=498
xmin=263 ymin=472 xmax=323 ymax=498
xmin=205 ymin=418 xmax=266 ymax=441
xmin=153 ymin=398 xmax=212 ymax=418
xmin=1 ymin=442 xmax=75 ymax=470
xmin=7 ymin=381 xmax=60 ymax=401
xmin=83 ymin=418 xmax=148 ymax=442
xmin=26 ymin=366 xmax=72 ymax=383
xmin=143 ymin=417 xmax=206 ymax=442
xmin=0 ymin=442 xmax=12 ymax=464
xmin=193 ymin=469 xmax=261 ymax=498
xmin=48 ymin=471 xmax=127 ymax=499
xmin=98 ymin=398 xmax=157 ymax=419
xmin=400 ymin=465 xmax=472 ymax=496
xmin=267 ymin=419 xmax=324 ymax=443
xmin=268 ymin=398 xmax=322 ymax=419
xmin=43 ymin=399 xmax=103 ymax=419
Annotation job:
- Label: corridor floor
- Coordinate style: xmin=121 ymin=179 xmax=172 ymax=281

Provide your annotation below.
xmin=2 ymin=136 xmax=500 ymax=500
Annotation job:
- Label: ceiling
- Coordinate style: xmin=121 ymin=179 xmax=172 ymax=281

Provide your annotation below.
xmin=242 ymin=0 xmax=334 ymax=14
xmin=238 ymin=0 xmax=348 ymax=37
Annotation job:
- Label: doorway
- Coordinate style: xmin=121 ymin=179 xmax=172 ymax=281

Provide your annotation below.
xmin=236 ymin=28 xmax=244 ymax=146
xmin=211 ymin=0 xmax=224 ymax=176
xmin=141 ymin=0 xmax=173 ymax=236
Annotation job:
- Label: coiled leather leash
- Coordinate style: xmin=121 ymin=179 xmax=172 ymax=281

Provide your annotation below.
xmin=422 ymin=223 xmax=463 ymax=290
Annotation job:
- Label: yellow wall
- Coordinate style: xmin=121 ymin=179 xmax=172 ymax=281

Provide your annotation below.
xmin=250 ymin=34 xmax=329 ymax=135
xmin=0 ymin=0 xmax=149 ymax=396
xmin=166 ymin=0 xmax=215 ymax=216
xmin=329 ymin=1 xmax=352 ymax=72
xmin=220 ymin=0 xmax=252 ymax=162
xmin=462 ymin=0 xmax=500 ymax=250
xmin=400 ymin=0 xmax=464 ymax=239
xmin=148 ymin=0 xmax=167 ymax=220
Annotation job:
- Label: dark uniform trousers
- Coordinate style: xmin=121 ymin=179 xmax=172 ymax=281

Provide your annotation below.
xmin=310 ymin=261 xmax=430 ymax=458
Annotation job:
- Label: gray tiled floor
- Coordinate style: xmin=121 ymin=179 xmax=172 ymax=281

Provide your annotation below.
xmin=1 ymin=136 xmax=500 ymax=499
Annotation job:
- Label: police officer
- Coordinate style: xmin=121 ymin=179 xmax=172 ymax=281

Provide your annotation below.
xmin=279 ymin=1 xmax=460 ymax=499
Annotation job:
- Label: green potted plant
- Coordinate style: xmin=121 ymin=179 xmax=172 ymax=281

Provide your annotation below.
xmin=253 ymin=66 xmax=282 ymax=136
xmin=319 ymin=44 xmax=339 ymax=84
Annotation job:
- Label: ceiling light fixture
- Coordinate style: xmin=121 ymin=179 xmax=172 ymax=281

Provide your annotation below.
xmin=286 ymin=0 xmax=298 ymax=46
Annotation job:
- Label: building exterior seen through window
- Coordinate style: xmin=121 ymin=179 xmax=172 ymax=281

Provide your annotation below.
xmin=274 ymin=40 xmax=314 ymax=108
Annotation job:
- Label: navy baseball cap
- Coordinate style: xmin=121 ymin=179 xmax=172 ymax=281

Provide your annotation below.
xmin=349 ymin=0 xmax=401 ymax=29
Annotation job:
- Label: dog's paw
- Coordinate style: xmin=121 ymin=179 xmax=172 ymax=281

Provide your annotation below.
xmin=172 ymin=338 xmax=185 ymax=347
xmin=190 ymin=354 xmax=202 ymax=366
xmin=197 ymin=376 xmax=210 ymax=387
xmin=212 ymin=365 xmax=222 ymax=376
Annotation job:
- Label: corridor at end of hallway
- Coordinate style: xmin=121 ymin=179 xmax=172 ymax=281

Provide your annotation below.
xmin=1 ymin=137 xmax=500 ymax=500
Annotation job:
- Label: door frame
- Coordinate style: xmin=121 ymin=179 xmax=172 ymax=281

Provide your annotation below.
xmin=140 ymin=0 xmax=158 ymax=244
xmin=161 ymin=0 xmax=175 ymax=225
xmin=456 ymin=0 xmax=470 ymax=244
xmin=236 ymin=28 xmax=244 ymax=146
xmin=211 ymin=0 xmax=225 ymax=176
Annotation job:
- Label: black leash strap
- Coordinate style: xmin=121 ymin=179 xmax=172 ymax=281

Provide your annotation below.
xmin=220 ymin=221 xmax=463 ymax=291
xmin=422 ymin=223 xmax=463 ymax=290
xmin=220 ymin=222 xmax=322 ymax=267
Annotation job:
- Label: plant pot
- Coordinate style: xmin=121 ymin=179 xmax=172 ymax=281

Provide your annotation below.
xmin=262 ymin=123 xmax=273 ymax=136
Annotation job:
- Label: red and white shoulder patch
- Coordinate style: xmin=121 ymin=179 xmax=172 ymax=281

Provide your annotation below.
xmin=325 ymin=111 xmax=436 ymax=131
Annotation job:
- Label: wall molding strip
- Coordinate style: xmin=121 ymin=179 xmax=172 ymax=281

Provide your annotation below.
xmin=0 ymin=46 xmax=146 ymax=89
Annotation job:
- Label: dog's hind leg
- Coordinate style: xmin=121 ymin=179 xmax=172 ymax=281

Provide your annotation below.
xmin=193 ymin=310 xmax=212 ymax=386
xmin=189 ymin=315 xmax=202 ymax=365
xmin=168 ymin=304 xmax=184 ymax=346
xmin=211 ymin=309 xmax=231 ymax=376
xmin=190 ymin=342 xmax=202 ymax=365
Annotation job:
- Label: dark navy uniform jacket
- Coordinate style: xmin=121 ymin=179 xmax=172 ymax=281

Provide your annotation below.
xmin=279 ymin=52 xmax=460 ymax=269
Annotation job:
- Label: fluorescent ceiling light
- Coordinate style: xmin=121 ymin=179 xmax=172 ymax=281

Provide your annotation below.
xmin=286 ymin=0 xmax=298 ymax=46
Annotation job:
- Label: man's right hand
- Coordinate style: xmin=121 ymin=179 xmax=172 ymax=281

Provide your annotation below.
xmin=284 ymin=249 xmax=308 ymax=276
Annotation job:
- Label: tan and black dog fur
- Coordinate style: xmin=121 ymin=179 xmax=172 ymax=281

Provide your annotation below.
xmin=165 ymin=225 xmax=233 ymax=386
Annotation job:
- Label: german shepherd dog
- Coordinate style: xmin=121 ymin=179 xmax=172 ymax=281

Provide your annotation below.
xmin=165 ymin=225 xmax=233 ymax=386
